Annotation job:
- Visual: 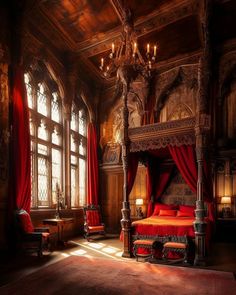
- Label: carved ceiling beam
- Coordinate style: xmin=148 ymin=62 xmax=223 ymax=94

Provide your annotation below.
xmin=77 ymin=0 xmax=198 ymax=53
xmin=110 ymin=0 xmax=124 ymax=23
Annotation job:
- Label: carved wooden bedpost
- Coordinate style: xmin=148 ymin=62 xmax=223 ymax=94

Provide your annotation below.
xmin=194 ymin=0 xmax=212 ymax=266
xmin=120 ymin=81 xmax=132 ymax=257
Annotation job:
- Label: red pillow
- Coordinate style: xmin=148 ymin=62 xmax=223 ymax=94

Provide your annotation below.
xmin=153 ymin=203 xmax=177 ymax=216
xmin=179 ymin=205 xmax=195 ymax=216
xmin=176 ymin=210 xmax=194 ymax=217
xmin=18 ymin=212 xmax=34 ymax=233
xmin=86 ymin=210 xmax=100 ymax=226
xmin=159 ymin=209 xmax=177 ymax=217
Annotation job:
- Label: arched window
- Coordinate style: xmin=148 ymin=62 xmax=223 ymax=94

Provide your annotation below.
xmin=24 ymin=73 xmax=87 ymax=209
xmin=70 ymin=103 xmax=87 ymax=207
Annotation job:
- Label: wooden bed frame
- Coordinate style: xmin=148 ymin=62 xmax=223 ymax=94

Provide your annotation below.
xmin=118 ymin=0 xmax=212 ymax=268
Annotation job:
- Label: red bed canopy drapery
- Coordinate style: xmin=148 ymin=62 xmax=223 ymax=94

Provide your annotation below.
xmin=144 ymin=144 xmax=214 ymax=221
xmin=146 ymin=159 xmax=174 ymax=217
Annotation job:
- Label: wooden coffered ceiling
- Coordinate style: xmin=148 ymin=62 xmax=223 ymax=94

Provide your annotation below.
xmin=25 ymin=0 xmax=236 ymax=86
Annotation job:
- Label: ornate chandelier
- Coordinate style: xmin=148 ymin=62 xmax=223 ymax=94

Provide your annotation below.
xmin=99 ymin=8 xmax=158 ymax=78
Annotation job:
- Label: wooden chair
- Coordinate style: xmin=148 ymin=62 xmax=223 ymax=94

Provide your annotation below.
xmin=83 ymin=205 xmax=106 ymax=241
xmin=15 ymin=209 xmax=51 ymax=257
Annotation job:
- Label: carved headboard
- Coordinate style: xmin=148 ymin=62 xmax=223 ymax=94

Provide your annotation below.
xmin=160 ymin=168 xmax=196 ymax=206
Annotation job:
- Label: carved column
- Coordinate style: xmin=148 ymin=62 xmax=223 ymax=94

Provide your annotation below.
xmin=63 ymin=103 xmax=71 ymax=209
xmin=120 ymin=83 xmax=132 ymax=257
xmin=194 ymin=0 xmax=212 ymax=266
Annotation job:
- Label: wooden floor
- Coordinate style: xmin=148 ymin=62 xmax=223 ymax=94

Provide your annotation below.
xmin=0 ymin=235 xmax=236 ymax=288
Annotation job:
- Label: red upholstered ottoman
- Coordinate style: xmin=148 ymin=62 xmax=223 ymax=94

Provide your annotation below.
xmin=162 ymin=240 xmax=188 ymax=264
xmin=133 ymin=239 xmax=157 ymax=262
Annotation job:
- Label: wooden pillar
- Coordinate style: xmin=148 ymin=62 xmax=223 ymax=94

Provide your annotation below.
xmin=63 ymin=103 xmax=71 ymax=209
xmin=120 ymin=83 xmax=132 ymax=258
xmin=194 ymin=0 xmax=212 ymax=266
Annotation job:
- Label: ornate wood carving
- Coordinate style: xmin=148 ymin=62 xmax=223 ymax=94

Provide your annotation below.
xmin=155 ymin=65 xmax=198 ymax=113
xmin=129 ymin=117 xmax=196 ymax=152
xmin=194 ymin=0 xmax=212 ymax=267
xmin=219 ymin=51 xmax=236 ymax=100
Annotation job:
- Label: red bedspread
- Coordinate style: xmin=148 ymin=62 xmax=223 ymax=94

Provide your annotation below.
xmin=132 ymin=216 xmax=196 ymax=238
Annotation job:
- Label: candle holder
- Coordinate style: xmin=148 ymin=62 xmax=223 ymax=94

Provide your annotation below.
xmin=55 ymin=183 xmax=62 ymax=219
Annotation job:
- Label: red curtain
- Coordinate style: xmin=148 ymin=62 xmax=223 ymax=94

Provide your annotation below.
xmin=146 ymin=164 xmax=153 ymax=217
xmin=146 ymin=159 xmax=174 ymax=217
xmin=168 ymin=145 xmax=214 ymax=221
xmin=127 ymin=153 xmax=139 ymax=195
xmin=87 ymin=122 xmax=99 ymax=205
xmin=168 ymin=145 xmax=197 ymax=194
xmin=8 ymin=66 xmax=31 ymax=218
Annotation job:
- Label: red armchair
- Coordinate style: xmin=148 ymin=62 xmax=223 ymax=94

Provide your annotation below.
xmin=15 ymin=209 xmax=51 ymax=257
xmin=83 ymin=205 xmax=106 ymax=241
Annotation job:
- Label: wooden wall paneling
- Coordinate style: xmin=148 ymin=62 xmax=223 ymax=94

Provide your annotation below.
xmin=100 ymin=165 xmax=123 ymax=234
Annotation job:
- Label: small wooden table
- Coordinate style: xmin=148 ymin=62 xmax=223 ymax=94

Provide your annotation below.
xmin=43 ymin=218 xmax=74 ymax=246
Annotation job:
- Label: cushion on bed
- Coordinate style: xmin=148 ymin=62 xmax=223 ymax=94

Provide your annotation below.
xmin=176 ymin=210 xmax=194 ymax=217
xmin=153 ymin=203 xmax=177 ymax=216
xmin=159 ymin=209 xmax=177 ymax=217
xmin=179 ymin=205 xmax=195 ymax=216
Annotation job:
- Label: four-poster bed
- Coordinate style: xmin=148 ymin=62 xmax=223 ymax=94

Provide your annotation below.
xmin=117 ymin=0 xmax=213 ymax=266
xmin=120 ymin=116 xmax=213 ymax=262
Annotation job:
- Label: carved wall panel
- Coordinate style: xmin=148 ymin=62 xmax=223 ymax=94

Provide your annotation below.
xmin=155 ymin=64 xmax=198 ymax=120
xmin=215 ymin=159 xmax=236 ymax=218
xmin=225 ymin=81 xmax=236 ymax=139
xmin=160 ymin=84 xmax=196 ymax=122
xmin=100 ymin=92 xmax=143 ymax=159
xmin=160 ymin=168 xmax=196 ymax=206
xmin=100 ymin=166 xmax=123 ymax=233
xmin=129 ymin=165 xmax=147 ymax=218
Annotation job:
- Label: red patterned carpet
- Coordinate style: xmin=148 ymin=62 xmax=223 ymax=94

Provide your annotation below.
xmin=1 ymin=256 xmax=235 ymax=295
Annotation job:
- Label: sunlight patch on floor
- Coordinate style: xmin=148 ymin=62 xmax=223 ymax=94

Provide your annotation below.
xmin=60 ymin=253 xmax=70 ymax=258
xmin=70 ymin=239 xmax=126 ymax=261
xmin=70 ymin=249 xmax=87 ymax=256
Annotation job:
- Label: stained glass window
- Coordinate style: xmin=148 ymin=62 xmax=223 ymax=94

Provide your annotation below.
xmin=70 ymin=134 xmax=76 ymax=152
xmin=79 ymin=158 xmax=86 ymax=206
xmin=38 ymin=122 xmax=48 ymax=140
xmin=52 ymin=128 xmax=60 ymax=145
xmin=37 ymin=84 xmax=47 ymax=116
xmin=79 ymin=109 xmax=86 ymax=136
xmin=24 ymin=73 xmax=33 ymax=109
xmin=51 ymin=93 xmax=60 ymax=123
xmin=38 ymin=156 xmax=48 ymax=206
xmin=52 ymin=149 xmax=62 ymax=204
xmin=25 ymin=72 xmax=87 ymax=209
xmin=70 ymin=103 xmax=87 ymax=207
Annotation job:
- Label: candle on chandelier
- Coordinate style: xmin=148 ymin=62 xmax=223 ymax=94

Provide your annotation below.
xmin=147 ymin=43 xmax=150 ymax=54
xmin=101 ymin=58 xmax=104 ymax=68
xmin=134 ymin=42 xmax=137 ymax=54
xmin=112 ymin=43 xmax=115 ymax=54
xmin=154 ymin=45 xmax=157 ymax=56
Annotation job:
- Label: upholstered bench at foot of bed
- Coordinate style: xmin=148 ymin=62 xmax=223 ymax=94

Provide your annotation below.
xmin=133 ymin=239 xmax=160 ymax=262
xmin=162 ymin=239 xmax=188 ymax=264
